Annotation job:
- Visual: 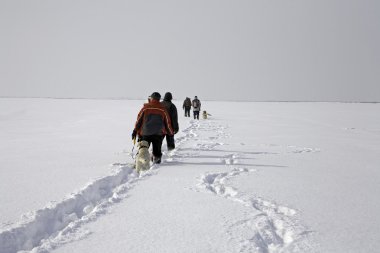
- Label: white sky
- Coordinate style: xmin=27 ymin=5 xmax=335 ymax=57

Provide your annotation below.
xmin=0 ymin=0 xmax=379 ymax=102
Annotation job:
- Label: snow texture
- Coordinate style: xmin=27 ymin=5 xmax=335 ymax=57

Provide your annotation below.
xmin=1 ymin=98 xmax=379 ymax=253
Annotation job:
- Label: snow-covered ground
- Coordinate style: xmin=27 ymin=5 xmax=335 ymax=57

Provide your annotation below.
xmin=1 ymin=98 xmax=379 ymax=253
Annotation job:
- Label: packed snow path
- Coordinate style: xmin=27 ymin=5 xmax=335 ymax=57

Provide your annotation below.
xmin=0 ymin=164 xmax=139 ymax=253
xmin=183 ymin=120 xmax=312 ymax=252
xmin=1 ymin=119 xmax=313 ymax=253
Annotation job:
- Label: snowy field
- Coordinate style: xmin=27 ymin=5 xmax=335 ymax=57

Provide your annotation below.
xmin=0 ymin=98 xmax=379 ymax=253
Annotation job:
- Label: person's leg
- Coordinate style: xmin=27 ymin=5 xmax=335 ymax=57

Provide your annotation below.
xmin=151 ymin=135 xmax=164 ymax=163
xmin=195 ymin=111 xmax=199 ymax=120
xmin=166 ymin=135 xmax=175 ymax=150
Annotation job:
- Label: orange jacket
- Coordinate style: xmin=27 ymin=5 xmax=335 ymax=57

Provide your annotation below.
xmin=134 ymin=100 xmax=174 ymax=136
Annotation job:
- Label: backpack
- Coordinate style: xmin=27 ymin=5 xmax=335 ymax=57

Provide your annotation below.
xmin=192 ymin=99 xmax=200 ymax=108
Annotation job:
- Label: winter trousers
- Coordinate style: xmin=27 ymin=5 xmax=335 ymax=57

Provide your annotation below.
xmin=184 ymin=106 xmax=191 ymax=117
xmin=165 ymin=135 xmax=175 ymax=150
xmin=139 ymin=135 xmax=164 ymax=159
xmin=193 ymin=111 xmax=200 ymax=120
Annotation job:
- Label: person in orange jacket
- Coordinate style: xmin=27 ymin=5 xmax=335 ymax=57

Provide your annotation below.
xmin=132 ymin=92 xmax=174 ymax=164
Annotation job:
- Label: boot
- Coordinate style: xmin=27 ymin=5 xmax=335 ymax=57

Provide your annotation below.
xmin=153 ymin=156 xmax=161 ymax=164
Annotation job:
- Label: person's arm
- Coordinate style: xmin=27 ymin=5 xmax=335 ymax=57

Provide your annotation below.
xmin=134 ymin=108 xmax=145 ymax=136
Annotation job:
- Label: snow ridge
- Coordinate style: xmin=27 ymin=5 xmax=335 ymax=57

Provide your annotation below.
xmin=198 ymin=169 xmax=307 ymax=253
xmin=0 ymin=120 xmax=199 ymax=253
xmin=194 ymin=120 xmax=312 ymax=253
xmin=0 ymin=165 xmax=139 ymax=253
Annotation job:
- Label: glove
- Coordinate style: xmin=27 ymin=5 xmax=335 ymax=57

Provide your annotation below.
xmin=132 ymin=129 xmax=137 ymax=140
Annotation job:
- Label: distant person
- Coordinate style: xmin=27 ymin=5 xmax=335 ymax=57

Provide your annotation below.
xmin=192 ymin=96 xmax=201 ymax=120
xmin=132 ymin=92 xmax=173 ymax=164
xmin=161 ymin=92 xmax=179 ymax=151
xmin=183 ymin=97 xmax=192 ymax=117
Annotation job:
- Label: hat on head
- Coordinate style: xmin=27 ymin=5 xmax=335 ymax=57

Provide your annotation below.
xmin=164 ymin=92 xmax=172 ymax=101
xmin=150 ymin=92 xmax=161 ymax=100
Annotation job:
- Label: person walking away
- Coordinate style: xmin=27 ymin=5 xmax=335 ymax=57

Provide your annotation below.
xmin=183 ymin=97 xmax=192 ymax=117
xmin=132 ymin=92 xmax=174 ymax=164
xmin=192 ymin=96 xmax=201 ymax=120
xmin=161 ymin=92 xmax=179 ymax=151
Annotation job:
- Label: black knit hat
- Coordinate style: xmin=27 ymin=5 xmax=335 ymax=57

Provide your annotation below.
xmin=150 ymin=92 xmax=161 ymax=100
xmin=164 ymin=92 xmax=172 ymax=101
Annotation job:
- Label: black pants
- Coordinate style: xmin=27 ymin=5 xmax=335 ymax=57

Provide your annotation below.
xmin=140 ymin=135 xmax=164 ymax=158
xmin=165 ymin=135 xmax=175 ymax=150
xmin=193 ymin=111 xmax=200 ymax=120
xmin=184 ymin=107 xmax=191 ymax=117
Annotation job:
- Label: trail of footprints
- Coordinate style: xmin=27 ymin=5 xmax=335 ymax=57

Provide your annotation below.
xmin=0 ymin=119 xmax=315 ymax=253
xmin=189 ymin=120 xmax=312 ymax=253
xmin=0 ymin=121 xmax=201 ymax=253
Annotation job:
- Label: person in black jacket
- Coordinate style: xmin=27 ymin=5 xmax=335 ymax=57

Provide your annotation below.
xmin=183 ymin=97 xmax=191 ymax=117
xmin=161 ymin=92 xmax=179 ymax=150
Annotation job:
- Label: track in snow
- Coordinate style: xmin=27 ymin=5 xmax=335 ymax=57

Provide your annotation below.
xmin=0 ymin=121 xmax=198 ymax=253
xmin=0 ymin=119 xmax=315 ymax=253
xmin=190 ymin=119 xmax=314 ymax=252
xmin=0 ymin=164 xmax=144 ymax=253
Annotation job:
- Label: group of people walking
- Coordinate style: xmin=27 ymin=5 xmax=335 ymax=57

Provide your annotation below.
xmin=182 ymin=96 xmax=201 ymax=119
xmin=131 ymin=92 xmax=202 ymax=165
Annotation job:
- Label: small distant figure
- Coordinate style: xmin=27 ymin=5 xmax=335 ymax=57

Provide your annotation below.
xmin=161 ymin=92 xmax=179 ymax=151
xmin=202 ymin=111 xmax=211 ymax=119
xmin=192 ymin=96 xmax=201 ymax=120
xmin=132 ymin=92 xmax=174 ymax=166
xmin=183 ymin=97 xmax=192 ymax=117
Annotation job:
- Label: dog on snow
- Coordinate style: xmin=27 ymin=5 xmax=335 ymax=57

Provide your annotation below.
xmin=135 ymin=140 xmax=150 ymax=172
xmin=202 ymin=111 xmax=211 ymax=119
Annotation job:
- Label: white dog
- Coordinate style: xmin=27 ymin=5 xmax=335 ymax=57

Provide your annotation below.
xmin=202 ymin=110 xmax=211 ymax=119
xmin=135 ymin=140 xmax=150 ymax=172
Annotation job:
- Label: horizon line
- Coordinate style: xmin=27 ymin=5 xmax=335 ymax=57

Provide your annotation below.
xmin=0 ymin=96 xmax=379 ymax=104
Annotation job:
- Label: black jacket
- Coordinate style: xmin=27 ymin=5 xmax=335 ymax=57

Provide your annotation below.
xmin=183 ymin=98 xmax=191 ymax=108
xmin=161 ymin=100 xmax=179 ymax=134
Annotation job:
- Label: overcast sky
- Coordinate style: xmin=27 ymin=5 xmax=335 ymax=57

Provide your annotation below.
xmin=0 ymin=0 xmax=379 ymax=101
